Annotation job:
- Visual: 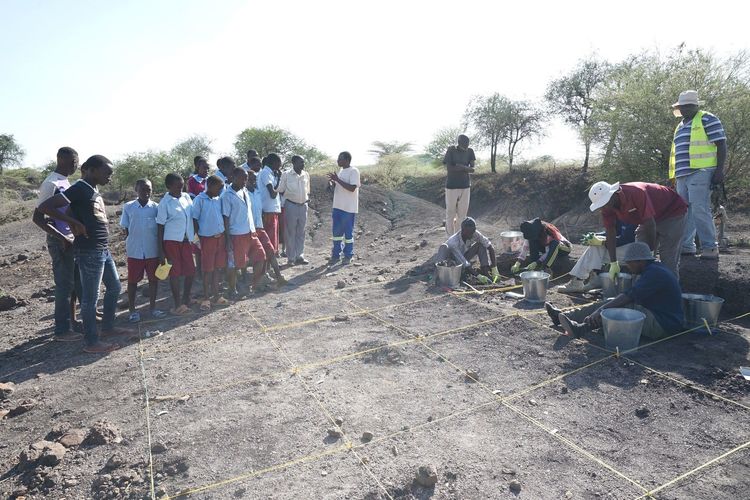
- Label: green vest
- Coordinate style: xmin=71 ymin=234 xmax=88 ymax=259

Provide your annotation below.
xmin=669 ymin=110 xmax=718 ymax=179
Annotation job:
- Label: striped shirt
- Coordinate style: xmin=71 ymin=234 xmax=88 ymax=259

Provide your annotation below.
xmin=673 ymin=112 xmax=726 ymax=178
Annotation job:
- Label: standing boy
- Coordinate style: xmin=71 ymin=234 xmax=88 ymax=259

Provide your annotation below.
xmin=120 ymin=179 xmax=165 ymax=322
xmin=215 ymin=156 xmax=235 ymax=188
xmin=327 ymin=151 xmax=360 ymax=265
xmin=192 ymin=175 xmax=230 ymax=310
xmin=278 ymin=155 xmax=311 ymax=265
xmin=187 ymin=156 xmax=209 ymax=198
xmin=37 ymin=155 xmax=129 ymax=354
xmin=157 ymin=173 xmax=195 ymax=315
xmin=258 ymin=153 xmax=282 ymax=254
xmin=247 ymin=170 xmax=286 ymax=285
xmin=222 ymin=168 xmax=266 ymax=297
xmin=32 ymin=146 xmax=82 ymax=341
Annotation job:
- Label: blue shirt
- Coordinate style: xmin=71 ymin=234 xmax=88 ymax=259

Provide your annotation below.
xmin=248 ymin=188 xmax=264 ymax=229
xmin=156 ymin=192 xmax=194 ymax=242
xmin=221 ymin=187 xmax=256 ymax=235
xmin=626 ymin=261 xmax=684 ymax=333
xmin=191 ymin=192 xmax=225 ymax=237
xmin=673 ymin=112 xmax=726 ymax=178
xmin=257 ymin=166 xmax=281 ymax=213
xmin=120 ymin=199 xmax=159 ymax=259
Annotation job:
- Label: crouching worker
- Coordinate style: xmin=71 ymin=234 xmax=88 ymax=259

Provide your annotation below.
xmin=545 ymin=242 xmax=684 ymax=340
xmin=559 ymin=221 xmax=636 ymax=293
xmin=511 ymin=218 xmax=571 ymax=275
xmin=436 ymin=217 xmax=498 ymax=279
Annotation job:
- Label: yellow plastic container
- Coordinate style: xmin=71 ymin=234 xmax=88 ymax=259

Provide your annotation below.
xmin=155 ymin=262 xmax=172 ymax=281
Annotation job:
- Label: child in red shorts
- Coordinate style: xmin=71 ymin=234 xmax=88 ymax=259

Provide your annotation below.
xmin=191 ymin=175 xmax=230 ymax=310
xmin=120 ymin=179 xmax=165 ymax=321
xmin=221 ymin=166 xmax=266 ymax=298
xmin=157 ymin=173 xmax=195 ymax=315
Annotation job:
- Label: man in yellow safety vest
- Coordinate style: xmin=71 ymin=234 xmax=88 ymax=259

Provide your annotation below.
xmin=669 ymin=90 xmax=727 ymax=260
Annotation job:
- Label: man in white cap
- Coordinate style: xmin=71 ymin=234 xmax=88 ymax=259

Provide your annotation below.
xmin=669 ymin=90 xmax=727 ymax=260
xmin=587 ymin=180 xmax=687 ymax=278
xmin=545 ymin=242 xmax=684 ymax=340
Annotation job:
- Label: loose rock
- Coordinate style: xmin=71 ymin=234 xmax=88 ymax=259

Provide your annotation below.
xmin=635 ymin=407 xmax=650 ymax=419
xmin=0 ymin=381 xmax=15 ymax=399
xmin=84 ymin=420 xmax=123 ymax=445
xmin=335 ymin=280 xmax=346 ymax=289
xmin=19 ymin=440 xmax=66 ymax=468
xmin=58 ymin=429 xmax=87 ymax=448
xmin=8 ymin=399 xmax=36 ymax=417
xmin=361 ymin=431 xmax=374 ymax=443
xmin=509 ymin=479 xmax=522 ymax=493
xmin=151 ymin=442 xmax=168 ymax=454
xmin=465 ymin=369 xmax=480 ymax=382
xmin=529 ymin=399 xmax=538 ymax=406
xmin=334 ymin=417 xmax=344 ymax=426
xmin=415 ymin=465 xmax=438 ymax=487
xmin=105 ymin=453 xmax=127 ymax=470
xmin=327 ymin=428 xmax=342 ymax=438
xmin=333 ymin=315 xmax=349 ymax=322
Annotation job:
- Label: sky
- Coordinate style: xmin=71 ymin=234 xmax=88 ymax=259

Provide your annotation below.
xmin=2 ymin=0 xmax=749 ymax=168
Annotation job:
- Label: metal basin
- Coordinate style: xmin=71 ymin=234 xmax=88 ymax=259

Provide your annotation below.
xmin=598 ymin=272 xmax=635 ymax=298
xmin=601 ymin=308 xmax=645 ymax=352
xmin=435 ymin=263 xmax=463 ymax=288
xmin=499 ymin=231 xmax=524 ymax=254
xmin=519 ymin=271 xmax=550 ymax=303
xmin=682 ymin=293 xmax=724 ymax=327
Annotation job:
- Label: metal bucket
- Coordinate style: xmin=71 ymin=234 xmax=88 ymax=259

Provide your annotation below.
xmin=520 ymin=271 xmax=550 ymax=303
xmin=435 ymin=263 xmax=463 ymax=288
xmin=601 ymin=308 xmax=645 ymax=352
xmin=499 ymin=231 xmax=524 ymax=254
xmin=598 ymin=272 xmax=635 ymax=298
xmin=682 ymin=294 xmax=724 ymax=327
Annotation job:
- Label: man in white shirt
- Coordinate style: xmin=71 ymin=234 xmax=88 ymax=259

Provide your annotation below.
xmin=327 ymin=151 xmax=360 ymax=265
xmin=31 ymin=147 xmax=82 ymax=341
xmin=278 ymin=155 xmax=311 ymax=266
xmin=436 ymin=217 xmax=497 ymax=277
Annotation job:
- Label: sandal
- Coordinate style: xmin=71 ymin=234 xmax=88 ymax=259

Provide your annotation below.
xmin=170 ymin=305 xmax=190 ymax=316
xmin=199 ymin=300 xmax=211 ymax=312
xmin=212 ymin=297 xmax=230 ymax=306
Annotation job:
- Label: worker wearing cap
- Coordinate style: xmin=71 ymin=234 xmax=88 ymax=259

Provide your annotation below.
xmin=436 ymin=217 xmax=498 ymax=278
xmin=669 ymin=90 xmax=727 ymax=260
xmin=588 ymin=180 xmax=687 ymax=278
xmin=545 ymin=242 xmax=684 ymax=340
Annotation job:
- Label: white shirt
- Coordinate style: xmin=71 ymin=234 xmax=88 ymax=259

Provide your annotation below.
xmin=37 ymin=171 xmax=72 ymax=235
xmin=445 ymin=230 xmax=492 ymax=267
xmin=332 ymin=167 xmax=361 ymax=214
xmin=258 ymin=166 xmax=282 ymax=213
xmin=156 ymin=192 xmax=194 ymax=242
xmin=278 ymin=169 xmax=310 ymax=204
xmin=120 ymin=199 xmax=159 ymax=259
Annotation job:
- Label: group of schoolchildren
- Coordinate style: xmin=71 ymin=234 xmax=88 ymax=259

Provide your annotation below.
xmin=35 ymin=147 xmax=361 ymax=354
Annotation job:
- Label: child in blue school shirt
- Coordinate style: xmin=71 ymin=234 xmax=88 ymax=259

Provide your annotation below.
xmin=192 ymin=175 xmax=230 ymax=310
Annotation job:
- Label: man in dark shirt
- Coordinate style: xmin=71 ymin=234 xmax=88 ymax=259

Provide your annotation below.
xmin=442 ymin=134 xmax=475 ymax=236
xmin=38 ymin=155 xmax=130 ymax=353
xmin=546 ymin=242 xmax=684 ymax=340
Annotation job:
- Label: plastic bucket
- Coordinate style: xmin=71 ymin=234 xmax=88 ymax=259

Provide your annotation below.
xmin=682 ymin=294 xmax=724 ymax=327
xmin=601 ymin=308 xmax=645 ymax=352
xmin=499 ymin=231 xmax=524 ymax=254
xmin=435 ymin=263 xmax=463 ymax=288
xmin=155 ymin=262 xmax=172 ymax=281
xmin=520 ymin=271 xmax=550 ymax=303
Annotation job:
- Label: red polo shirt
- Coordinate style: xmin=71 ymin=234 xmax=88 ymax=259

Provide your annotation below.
xmin=602 ymin=182 xmax=687 ymax=229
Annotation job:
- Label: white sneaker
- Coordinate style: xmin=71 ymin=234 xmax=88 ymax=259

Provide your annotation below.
xmin=559 ymin=279 xmax=586 ymax=293
xmin=700 ymin=247 xmax=719 ymax=260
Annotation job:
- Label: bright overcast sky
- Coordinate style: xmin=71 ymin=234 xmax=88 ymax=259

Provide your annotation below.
xmin=2 ymin=0 xmax=748 ymax=168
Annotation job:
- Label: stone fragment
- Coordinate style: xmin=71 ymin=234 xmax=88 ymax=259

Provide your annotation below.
xmin=0 ymin=381 xmax=15 ymax=399
xmin=84 ymin=420 xmax=122 ymax=445
xmin=361 ymin=431 xmax=374 ymax=443
xmin=58 ymin=429 xmax=87 ymax=448
xmin=509 ymin=479 xmax=522 ymax=493
xmin=327 ymin=428 xmax=342 ymax=439
xmin=8 ymin=399 xmax=35 ymax=417
xmin=415 ymin=465 xmax=438 ymax=487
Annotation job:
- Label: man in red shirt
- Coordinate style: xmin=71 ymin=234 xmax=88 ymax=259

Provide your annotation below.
xmin=588 ymin=181 xmax=687 ymax=278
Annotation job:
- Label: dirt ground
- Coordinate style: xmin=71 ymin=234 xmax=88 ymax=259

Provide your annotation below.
xmin=1 ymin=177 xmax=749 ymax=499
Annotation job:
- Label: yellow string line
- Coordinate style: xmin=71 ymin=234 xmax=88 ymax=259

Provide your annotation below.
xmin=451 ymin=272 xmax=571 ymax=296
xmin=136 ymin=323 xmax=157 ymax=500
xmin=633 ymin=439 xmax=750 ymax=499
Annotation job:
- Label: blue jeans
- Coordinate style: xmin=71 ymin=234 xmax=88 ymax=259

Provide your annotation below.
xmin=331 ymin=208 xmax=356 ymax=259
xmin=676 ymin=168 xmax=717 ymax=252
xmin=47 ymin=235 xmax=78 ymax=335
xmin=75 ymin=248 xmax=121 ymax=346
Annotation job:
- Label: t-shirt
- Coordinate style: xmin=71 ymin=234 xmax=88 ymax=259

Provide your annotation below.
xmin=221 ymin=187 xmax=256 ymax=235
xmin=61 ymin=179 xmax=109 ymax=251
xmin=332 ymin=167 xmax=361 ymax=214
xmin=626 ymin=261 xmax=684 ymax=333
xmin=191 ymin=192 xmax=225 ymax=237
xmin=156 ymin=192 xmax=194 ymax=242
xmin=673 ymin=112 xmax=726 ymax=178
xmin=37 ymin=171 xmax=72 ymax=235
xmin=443 ymin=146 xmax=476 ymax=189
xmin=120 ymin=199 xmax=159 ymax=259
xmin=445 ymin=230 xmax=491 ymax=267
xmin=258 ymin=166 xmax=281 ymax=213
xmin=601 ymin=183 xmax=687 ymax=229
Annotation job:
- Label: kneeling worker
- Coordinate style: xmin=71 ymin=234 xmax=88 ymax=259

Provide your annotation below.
xmin=545 ymin=242 xmax=684 ymax=340
xmin=511 ymin=218 xmax=571 ymax=275
xmin=436 ymin=217 xmax=498 ymax=278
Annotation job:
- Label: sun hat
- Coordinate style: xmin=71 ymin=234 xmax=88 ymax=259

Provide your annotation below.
xmin=461 ymin=217 xmax=476 ymax=230
xmin=671 ymin=90 xmax=703 ymax=108
xmin=588 ymin=181 xmax=620 ymax=212
xmin=623 ymin=242 xmax=656 ymax=262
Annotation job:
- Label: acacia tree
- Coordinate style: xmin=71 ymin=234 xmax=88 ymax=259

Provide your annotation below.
xmin=233 ymin=126 xmax=328 ymax=167
xmin=0 ymin=134 xmax=25 ymax=174
xmin=424 ymin=126 xmax=463 ymax=163
xmin=464 ymin=93 xmax=508 ymax=173
xmin=367 ymin=141 xmax=413 ymax=160
xmin=170 ymin=134 xmax=214 ymax=176
xmin=545 ymin=57 xmax=610 ymax=172
xmin=505 ymin=100 xmax=545 ymax=170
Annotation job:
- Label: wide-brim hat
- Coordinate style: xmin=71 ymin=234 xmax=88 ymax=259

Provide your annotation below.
xmin=623 ymin=241 xmax=657 ymax=262
xmin=588 ymin=181 xmax=620 ymax=212
xmin=671 ymin=90 xmax=704 ymax=108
